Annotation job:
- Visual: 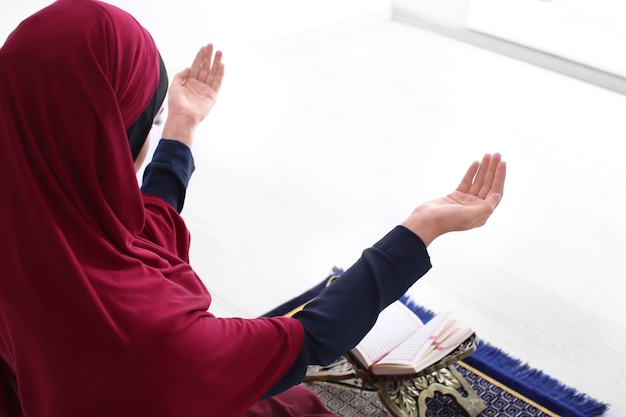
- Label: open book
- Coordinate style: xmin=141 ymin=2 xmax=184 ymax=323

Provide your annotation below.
xmin=349 ymin=300 xmax=473 ymax=376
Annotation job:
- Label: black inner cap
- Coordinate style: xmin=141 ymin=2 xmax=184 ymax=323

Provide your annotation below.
xmin=126 ymin=54 xmax=169 ymax=161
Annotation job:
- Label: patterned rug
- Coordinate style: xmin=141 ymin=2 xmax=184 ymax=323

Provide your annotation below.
xmin=264 ymin=268 xmax=608 ymax=417
xmin=304 ymin=360 xmax=560 ymax=417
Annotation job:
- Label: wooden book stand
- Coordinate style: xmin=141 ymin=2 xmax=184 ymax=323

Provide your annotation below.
xmin=287 ymin=274 xmax=486 ymax=416
xmin=305 ymin=333 xmax=486 ymax=417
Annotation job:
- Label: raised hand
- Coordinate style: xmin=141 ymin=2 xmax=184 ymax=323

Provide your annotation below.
xmin=401 ymin=153 xmax=506 ymax=246
xmin=162 ymin=44 xmax=224 ymax=146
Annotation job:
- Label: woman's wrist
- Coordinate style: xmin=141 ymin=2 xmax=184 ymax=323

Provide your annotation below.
xmin=161 ymin=115 xmax=197 ymax=148
xmin=400 ymin=213 xmax=440 ymax=247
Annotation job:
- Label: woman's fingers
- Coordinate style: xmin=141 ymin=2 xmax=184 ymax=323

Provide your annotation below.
xmin=186 ymin=44 xmax=224 ymax=88
xmin=197 ymin=44 xmax=214 ymax=83
xmin=456 ymin=160 xmax=480 ymax=194
xmin=172 ymin=68 xmax=191 ymax=87
xmin=491 ymin=159 xmax=506 ymax=199
xmin=208 ymin=50 xmax=224 ymax=88
xmin=188 ymin=46 xmax=205 ymax=81
xmin=477 ymin=153 xmax=502 ymax=199
xmin=467 ymin=153 xmax=491 ymax=196
xmin=455 ymin=153 xmax=505 ymax=201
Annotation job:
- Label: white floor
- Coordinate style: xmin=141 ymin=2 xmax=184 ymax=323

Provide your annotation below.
xmin=147 ymin=15 xmax=626 ymax=416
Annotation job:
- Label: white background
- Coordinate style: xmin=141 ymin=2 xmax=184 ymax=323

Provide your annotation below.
xmin=3 ymin=1 xmax=625 ymax=415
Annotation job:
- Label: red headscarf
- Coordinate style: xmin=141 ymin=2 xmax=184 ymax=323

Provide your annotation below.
xmin=0 ymin=1 xmax=303 ymax=416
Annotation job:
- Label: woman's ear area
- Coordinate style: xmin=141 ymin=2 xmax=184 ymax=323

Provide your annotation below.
xmin=134 ymin=104 xmax=165 ymax=173
xmin=134 ymin=138 xmax=150 ymax=173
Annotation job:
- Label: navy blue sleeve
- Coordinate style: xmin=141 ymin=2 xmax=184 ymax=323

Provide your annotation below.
xmin=140 ymin=139 xmax=195 ymax=213
xmin=265 ymin=225 xmax=432 ymax=397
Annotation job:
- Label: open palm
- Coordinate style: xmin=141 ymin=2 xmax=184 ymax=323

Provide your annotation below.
xmin=402 ymin=153 xmax=506 ymax=245
xmin=167 ymin=44 xmax=224 ymax=127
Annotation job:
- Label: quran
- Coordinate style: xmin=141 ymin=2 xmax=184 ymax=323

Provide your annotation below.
xmin=349 ymin=300 xmax=474 ymax=376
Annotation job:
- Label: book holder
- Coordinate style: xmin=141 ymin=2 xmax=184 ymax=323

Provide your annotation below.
xmin=305 ymin=333 xmax=486 ymax=417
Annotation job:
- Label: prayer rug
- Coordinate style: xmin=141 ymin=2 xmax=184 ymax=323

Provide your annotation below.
xmin=263 ymin=268 xmax=608 ymax=417
xmin=303 ymin=360 xmax=587 ymax=417
xmin=401 ymin=298 xmax=607 ymax=417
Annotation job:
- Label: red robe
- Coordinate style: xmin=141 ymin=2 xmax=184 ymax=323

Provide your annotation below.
xmin=0 ymin=1 xmax=325 ymax=415
xmin=144 ymin=196 xmax=338 ymax=416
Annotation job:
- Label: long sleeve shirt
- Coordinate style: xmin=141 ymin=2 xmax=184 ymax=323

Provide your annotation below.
xmin=140 ymin=139 xmax=432 ymax=397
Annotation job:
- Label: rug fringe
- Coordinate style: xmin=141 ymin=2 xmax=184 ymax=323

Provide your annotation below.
xmin=400 ymin=296 xmax=609 ymax=417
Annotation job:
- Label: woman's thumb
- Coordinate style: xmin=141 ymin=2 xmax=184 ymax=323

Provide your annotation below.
xmin=490 ymin=193 xmax=502 ymax=207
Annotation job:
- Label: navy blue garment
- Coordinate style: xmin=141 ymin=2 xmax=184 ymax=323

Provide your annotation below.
xmin=141 ymin=139 xmax=195 ymax=213
xmin=140 ymin=139 xmax=432 ymax=397
xmin=266 ymin=225 xmax=430 ymax=397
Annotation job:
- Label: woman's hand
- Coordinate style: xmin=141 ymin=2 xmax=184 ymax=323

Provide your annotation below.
xmin=162 ymin=44 xmax=224 ymax=146
xmin=401 ymin=153 xmax=506 ymax=246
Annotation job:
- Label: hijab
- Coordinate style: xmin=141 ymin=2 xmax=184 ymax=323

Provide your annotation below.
xmin=0 ymin=1 xmax=303 ymax=415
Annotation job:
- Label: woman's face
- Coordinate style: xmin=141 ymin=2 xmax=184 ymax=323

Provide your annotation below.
xmin=134 ymin=106 xmax=164 ymax=173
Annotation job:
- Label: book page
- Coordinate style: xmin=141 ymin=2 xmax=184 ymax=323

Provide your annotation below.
xmin=350 ymin=301 xmax=424 ymax=368
xmin=410 ymin=323 xmax=474 ymax=371
xmin=434 ymin=320 xmax=470 ymax=349
xmin=373 ymin=314 xmax=474 ymax=375
xmin=372 ymin=313 xmax=449 ymax=368
xmin=432 ymin=320 xmax=457 ymax=346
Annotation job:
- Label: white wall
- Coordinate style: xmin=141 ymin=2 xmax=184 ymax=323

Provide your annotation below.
xmin=0 ymin=1 xmax=52 ymax=42
xmin=393 ymin=0 xmax=470 ymax=25
xmin=468 ymin=0 xmax=626 ymax=77
xmin=2 ymin=0 xmax=390 ymax=73
xmin=393 ymin=0 xmax=626 ymax=78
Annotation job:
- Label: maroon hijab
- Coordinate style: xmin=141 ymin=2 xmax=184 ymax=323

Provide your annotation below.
xmin=0 ymin=1 xmax=303 ymax=416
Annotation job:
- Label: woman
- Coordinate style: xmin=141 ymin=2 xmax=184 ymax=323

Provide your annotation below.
xmin=0 ymin=1 xmax=506 ymax=416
